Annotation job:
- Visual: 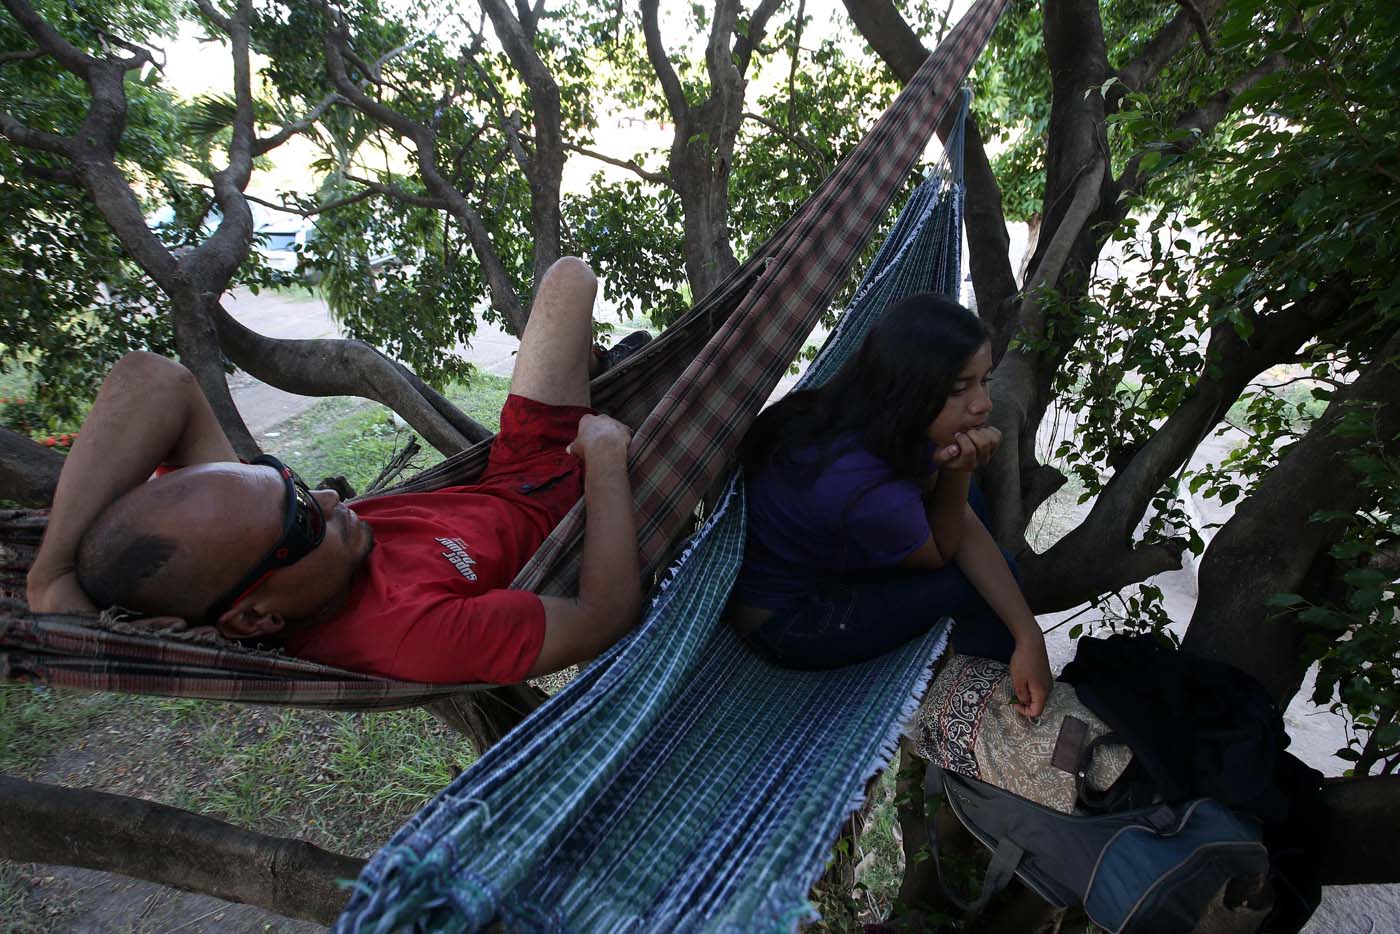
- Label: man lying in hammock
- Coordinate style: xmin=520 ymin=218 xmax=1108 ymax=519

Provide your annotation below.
xmin=25 ymin=257 xmax=644 ymax=684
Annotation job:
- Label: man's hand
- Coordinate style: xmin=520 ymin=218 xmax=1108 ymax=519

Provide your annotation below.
xmin=941 ymin=425 xmax=1002 ymax=472
xmin=531 ymin=413 xmax=641 ymax=678
xmin=1008 ymin=631 xmax=1053 ymax=718
xmin=566 ymin=414 xmax=632 ymax=463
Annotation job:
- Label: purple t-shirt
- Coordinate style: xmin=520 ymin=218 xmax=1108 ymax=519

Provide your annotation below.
xmin=733 ymin=440 xmax=932 ymax=610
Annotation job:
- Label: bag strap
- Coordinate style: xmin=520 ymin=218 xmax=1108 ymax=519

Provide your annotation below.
xmin=1074 ymin=731 xmax=1138 ymax=812
xmin=923 ymin=766 xmax=1026 ymax=915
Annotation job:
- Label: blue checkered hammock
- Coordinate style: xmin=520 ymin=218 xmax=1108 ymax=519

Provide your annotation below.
xmin=337 ymin=64 xmax=981 ymax=933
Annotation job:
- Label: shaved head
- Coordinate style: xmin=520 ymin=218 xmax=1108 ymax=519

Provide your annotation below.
xmin=76 ymin=464 xmax=284 ymax=620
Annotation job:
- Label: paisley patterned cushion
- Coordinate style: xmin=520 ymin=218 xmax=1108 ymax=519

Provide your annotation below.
xmin=913 ymin=654 xmax=1133 ymax=814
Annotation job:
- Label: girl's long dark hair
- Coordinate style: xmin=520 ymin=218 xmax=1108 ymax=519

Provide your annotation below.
xmin=743 ymin=293 xmax=988 ymax=482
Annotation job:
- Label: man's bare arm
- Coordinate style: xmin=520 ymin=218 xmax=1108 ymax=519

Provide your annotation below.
xmin=27 ymin=352 xmax=237 ymax=613
xmin=529 ymin=415 xmax=642 ymax=676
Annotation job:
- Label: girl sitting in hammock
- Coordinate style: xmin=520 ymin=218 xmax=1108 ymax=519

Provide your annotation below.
xmin=728 ymin=293 xmax=1053 ymax=717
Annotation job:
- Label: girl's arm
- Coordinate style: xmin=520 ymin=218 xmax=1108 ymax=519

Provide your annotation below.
xmin=896 ymin=476 xmax=972 ymax=570
xmin=898 ymin=430 xmax=990 ymax=570
xmin=925 ymin=469 xmax=971 ymax=561
xmin=955 ymin=515 xmax=1053 ymax=717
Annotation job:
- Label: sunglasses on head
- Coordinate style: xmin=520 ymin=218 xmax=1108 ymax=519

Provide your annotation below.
xmin=204 ymin=454 xmax=327 ymax=626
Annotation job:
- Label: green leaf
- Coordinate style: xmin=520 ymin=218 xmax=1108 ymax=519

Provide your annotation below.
xmin=1343 ymin=568 xmax=1390 ymax=590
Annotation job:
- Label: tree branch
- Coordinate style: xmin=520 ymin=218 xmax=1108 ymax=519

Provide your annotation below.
xmin=0 ymin=428 xmax=64 ymax=508
xmin=0 ymin=774 xmax=362 ymax=925
xmin=0 ymin=48 xmax=43 ymax=65
xmin=733 ymin=0 xmax=786 ymax=75
xmin=1021 ymin=279 xmax=1357 ymax=613
xmin=704 ymin=0 xmax=743 ymax=99
xmin=742 ymin=111 xmax=828 ymax=173
xmin=320 ymin=1 xmax=527 ymax=332
xmin=1113 ymin=0 xmax=1225 ymax=103
xmin=216 ymin=186 xmax=376 ymax=218
xmin=0 ymin=108 xmax=69 ymax=155
xmin=1118 ymin=48 xmax=1289 ymax=195
xmin=1017 ymin=158 xmax=1104 ymax=338
xmin=95 ymin=29 xmax=158 ymax=71
xmin=342 ymin=172 xmax=447 ymax=210
xmin=639 ymin=0 xmax=689 ymax=142
xmin=17 ymin=160 xmax=79 ymax=185
xmin=478 ymin=0 xmax=565 ymax=282
xmin=1183 ymin=326 xmax=1400 ymax=703
xmin=0 ymin=0 xmax=97 ymax=76
xmin=559 ymin=139 xmax=669 ymax=184
xmin=185 ymin=0 xmax=257 ymax=292
xmin=1174 ymin=0 xmax=1216 ymax=55
xmin=253 ymin=92 xmax=343 ymax=156
xmin=784 ymin=0 xmax=805 ymax=129
xmin=212 ymin=305 xmax=485 ymax=455
xmin=190 ymin=0 xmax=232 ymax=33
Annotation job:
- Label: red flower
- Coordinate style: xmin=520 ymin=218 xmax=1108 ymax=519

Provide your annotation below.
xmin=43 ymin=437 xmax=56 ymax=446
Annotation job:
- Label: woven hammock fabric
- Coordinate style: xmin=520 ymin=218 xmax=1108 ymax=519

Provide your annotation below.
xmin=337 ymin=39 xmax=984 ymax=926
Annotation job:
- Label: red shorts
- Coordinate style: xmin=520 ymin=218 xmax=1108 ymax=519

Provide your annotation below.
xmin=476 ymin=394 xmax=590 ymax=530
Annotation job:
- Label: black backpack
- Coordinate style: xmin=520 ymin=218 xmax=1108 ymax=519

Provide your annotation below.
xmin=925 ymin=765 xmax=1269 ymax=933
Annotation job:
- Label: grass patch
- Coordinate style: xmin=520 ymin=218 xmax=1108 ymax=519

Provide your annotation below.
xmin=0 ymin=687 xmax=127 ymax=774
xmin=0 ymin=861 xmax=71 ymax=934
xmin=261 ymin=372 xmax=511 ymax=493
xmin=165 ymin=706 xmax=472 ymax=856
xmin=4 ymin=684 xmax=472 ymax=860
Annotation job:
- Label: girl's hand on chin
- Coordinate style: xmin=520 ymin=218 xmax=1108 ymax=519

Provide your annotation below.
xmin=940 ymin=425 xmax=1002 ymax=471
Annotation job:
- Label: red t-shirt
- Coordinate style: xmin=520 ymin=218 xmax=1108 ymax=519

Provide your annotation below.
xmin=285 ymin=395 xmax=589 ymax=684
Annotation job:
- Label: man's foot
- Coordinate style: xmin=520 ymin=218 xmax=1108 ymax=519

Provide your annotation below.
xmin=592 ymin=330 xmax=653 ymax=376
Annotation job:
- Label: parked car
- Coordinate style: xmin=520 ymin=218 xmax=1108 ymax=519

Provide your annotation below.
xmin=255 ymin=216 xmax=317 ymax=274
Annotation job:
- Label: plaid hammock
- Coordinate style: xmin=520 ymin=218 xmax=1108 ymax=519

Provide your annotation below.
xmin=0 ymin=0 xmax=1005 ymax=711
xmin=336 ymin=54 xmax=984 ymax=934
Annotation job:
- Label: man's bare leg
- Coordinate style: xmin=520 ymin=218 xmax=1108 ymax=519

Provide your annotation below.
xmin=510 ymin=257 xmax=598 ymax=408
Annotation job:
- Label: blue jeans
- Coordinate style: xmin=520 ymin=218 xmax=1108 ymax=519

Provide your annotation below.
xmin=744 ymin=485 xmax=1017 ymax=670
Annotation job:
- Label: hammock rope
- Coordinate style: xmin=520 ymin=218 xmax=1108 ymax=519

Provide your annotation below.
xmin=337 ymin=5 xmax=998 ymax=920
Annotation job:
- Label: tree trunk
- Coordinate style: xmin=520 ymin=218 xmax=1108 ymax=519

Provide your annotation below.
xmin=0 ymin=774 xmax=363 ymax=925
xmin=677 ymin=161 xmax=741 ymax=302
xmin=1017 ymin=214 xmax=1041 ymax=286
xmin=0 ymin=431 xmax=63 ymax=509
xmin=1183 ymin=331 xmax=1400 ymax=705
xmin=171 ymin=289 xmax=259 ymax=459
